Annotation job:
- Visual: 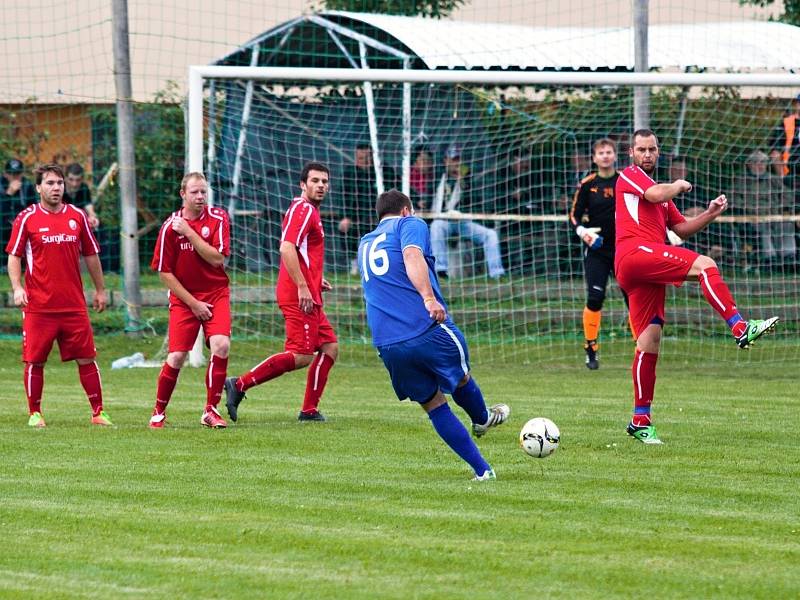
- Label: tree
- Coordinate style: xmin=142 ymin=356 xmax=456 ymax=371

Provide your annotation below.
xmin=738 ymin=0 xmax=800 ymax=26
xmin=315 ymin=0 xmax=466 ymax=18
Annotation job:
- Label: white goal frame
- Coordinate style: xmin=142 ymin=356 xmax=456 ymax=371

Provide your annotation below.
xmin=184 ymin=66 xmax=800 ymax=365
xmin=188 ymin=66 xmax=800 ymax=173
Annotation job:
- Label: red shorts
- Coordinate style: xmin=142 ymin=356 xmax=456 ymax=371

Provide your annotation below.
xmin=168 ymin=288 xmax=231 ymax=352
xmin=615 ymin=243 xmax=700 ymax=338
xmin=22 ymin=310 xmax=96 ymax=363
xmin=280 ymin=303 xmax=337 ymax=355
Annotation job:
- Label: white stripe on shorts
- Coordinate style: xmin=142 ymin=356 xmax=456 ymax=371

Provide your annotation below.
xmin=438 ymin=323 xmax=468 ymax=376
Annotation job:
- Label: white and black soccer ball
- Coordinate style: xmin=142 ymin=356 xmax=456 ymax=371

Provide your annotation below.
xmin=519 ymin=417 xmax=560 ymax=458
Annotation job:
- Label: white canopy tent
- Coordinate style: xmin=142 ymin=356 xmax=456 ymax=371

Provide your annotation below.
xmin=203 ymin=13 xmax=800 ymax=198
xmin=222 ymin=12 xmax=800 ymax=72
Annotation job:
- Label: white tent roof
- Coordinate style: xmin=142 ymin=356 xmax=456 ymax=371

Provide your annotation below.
xmin=326 ymin=11 xmax=800 ymax=71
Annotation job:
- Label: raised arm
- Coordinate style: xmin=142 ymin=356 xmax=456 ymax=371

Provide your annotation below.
xmin=171 ymin=217 xmax=224 ymax=267
xmin=643 ymin=179 xmax=693 ymax=204
xmin=671 ymin=195 xmax=729 ymax=239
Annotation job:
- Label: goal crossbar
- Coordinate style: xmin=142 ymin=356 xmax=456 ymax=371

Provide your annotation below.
xmin=187 ymin=66 xmax=800 ymax=171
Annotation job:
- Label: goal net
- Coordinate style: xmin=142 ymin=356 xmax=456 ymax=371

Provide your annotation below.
xmin=190 ymin=66 xmax=799 ymax=366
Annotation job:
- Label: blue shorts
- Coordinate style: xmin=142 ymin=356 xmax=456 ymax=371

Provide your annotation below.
xmin=377 ymin=321 xmax=471 ymax=403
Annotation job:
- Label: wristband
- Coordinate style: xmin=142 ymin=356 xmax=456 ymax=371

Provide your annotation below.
xmin=423 ymin=297 xmax=436 ymax=305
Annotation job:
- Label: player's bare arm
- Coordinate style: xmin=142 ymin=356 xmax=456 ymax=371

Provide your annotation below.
xmin=7 ymin=254 xmax=28 ymax=308
xmin=402 ymin=246 xmax=446 ymax=323
xmin=280 ymin=240 xmax=313 ymax=314
xmin=158 ymin=271 xmax=213 ymax=321
xmin=643 ymin=179 xmax=693 ymax=204
xmin=84 ymin=254 xmax=107 ymax=312
xmin=671 ymin=194 xmax=728 ymax=239
xmin=171 ymin=216 xmax=224 ymax=267
xmin=321 ymin=278 xmax=332 ymax=292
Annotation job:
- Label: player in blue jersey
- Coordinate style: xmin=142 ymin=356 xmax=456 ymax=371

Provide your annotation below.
xmin=359 ymin=189 xmax=510 ymax=481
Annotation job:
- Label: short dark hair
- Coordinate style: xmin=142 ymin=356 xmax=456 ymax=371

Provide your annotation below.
xmin=300 ymin=161 xmax=330 ymax=183
xmin=65 ymin=162 xmax=84 ymax=177
xmin=34 ymin=163 xmax=65 ymax=185
xmin=631 ymin=129 xmax=659 ymax=147
xmin=355 ymin=141 xmax=371 ymax=151
xmin=413 ymin=143 xmax=431 ymax=157
xmin=376 ymin=188 xmax=412 ymax=220
xmin=593 ymin=138 xmax=616 ymax=154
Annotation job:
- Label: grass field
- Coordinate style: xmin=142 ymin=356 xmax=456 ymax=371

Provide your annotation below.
xmin=0 ymin=336 xmax=798 ymax=599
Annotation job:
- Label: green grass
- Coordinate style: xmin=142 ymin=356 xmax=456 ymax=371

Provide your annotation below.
xmin=0 ymin=336 xmax=797 ymax=599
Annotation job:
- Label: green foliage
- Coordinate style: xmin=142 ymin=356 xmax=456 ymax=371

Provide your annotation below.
xmin=0 ymin=337 xmax=798 ymax=597
xmin=89 ymin=82 xmax=185 ymax=263
xmin=314 ymin=0 xmax=465 ymax=18
xmin=739 ymin=0 xmax=800 ymax=26
xmin=483 ymin=85 xmax=782 ymax=192
xmin=0 ymin=100 xmax=50 ymax=166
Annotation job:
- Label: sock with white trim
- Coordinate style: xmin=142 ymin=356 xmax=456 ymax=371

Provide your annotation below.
xmin=205 ymin=355 xmax=228 ymax=411
xmin=24 ymin=363 xmax=44 ymax=415
xmin=301 ymin=352 xmax=334 ymax=414
xmin=631 ymin=350 xmax=657 ymax=427
xmin=698 ymin=267 xmax=745 ymax=337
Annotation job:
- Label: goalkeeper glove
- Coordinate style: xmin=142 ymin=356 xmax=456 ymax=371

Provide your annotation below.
xmin=576 ymin=226 xmax=603 ymax=250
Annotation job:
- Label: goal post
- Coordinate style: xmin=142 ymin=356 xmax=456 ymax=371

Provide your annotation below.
xmin=187 ymin=65 xmax=800 ymax=366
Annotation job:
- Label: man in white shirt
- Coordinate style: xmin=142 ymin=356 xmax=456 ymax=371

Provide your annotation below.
xmin=429 ymin=145 xmax=505 ymax=279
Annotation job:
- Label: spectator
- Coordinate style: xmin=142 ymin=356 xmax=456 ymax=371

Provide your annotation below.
xmin=409 ymin=144 xmax=435 ymax=210
xmin=669 ymin=157 xmax=725 ymax=264
xmin=64 ymin=163 xmax=100 ymax=229
xmin=738 ymin=150 xmax=796 ymax=272
xmin=1 ymin=158 xmax=36 ymax=247
xmin=339 ymin=142 xmax=397 ymax=273
xmin=770 ymin=93 xmax=800 ymax=198
xmin=493 ymin=149 xmax=537 ymax=274
xmin=430 ymin=145 xmax=505 ymax=279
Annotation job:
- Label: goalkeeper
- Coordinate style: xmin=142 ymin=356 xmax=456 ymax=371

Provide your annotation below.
xmin=569 ymin=138 xmax=622 ymax=369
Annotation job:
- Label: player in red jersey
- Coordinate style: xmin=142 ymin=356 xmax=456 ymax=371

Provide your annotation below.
xmin=224 ymin=162 xmax=338 ymax=423
xmin=5 ymin=164 xmax=111 ymax=428
xmin=149 ymin=172 xmax=231 ymax=429
xmin=615 ymin=130 xmax=779 ymax=444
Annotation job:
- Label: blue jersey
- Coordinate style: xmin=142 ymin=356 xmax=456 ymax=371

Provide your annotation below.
xmin=359 ymin=216 xmax=448 ymax=346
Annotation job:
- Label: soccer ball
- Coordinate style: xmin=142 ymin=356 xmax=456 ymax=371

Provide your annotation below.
xmin=519 ymin=417 xmax=560 ymax=458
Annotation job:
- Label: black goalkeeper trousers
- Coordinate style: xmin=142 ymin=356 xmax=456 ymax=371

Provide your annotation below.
xmin=583 ymin=250 xmax=628 ymax=311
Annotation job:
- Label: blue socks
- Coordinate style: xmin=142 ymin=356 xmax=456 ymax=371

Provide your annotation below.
xmin=428 ymin=403 xmax=491 ymax=476
xmin=452 ymin=377 xmax=489 ymax=425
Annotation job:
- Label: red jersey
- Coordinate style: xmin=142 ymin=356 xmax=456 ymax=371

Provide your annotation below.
xmin=5 ymin=203 xmax=100 ymax=313
xmin=615 ymin=165 xmax=686 ymax=260
xmin=276 ymin=197 xmax=325 ymax=306
xmin=151 ymin=206 xmax=230 ymax=301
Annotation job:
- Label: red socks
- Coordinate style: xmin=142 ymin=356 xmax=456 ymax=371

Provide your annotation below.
xmin=698 ymin=267 xmax=746 ymax=337
xmin=155 ymin=363 xmax=180 ymax=415
xmin=632 ymin=350 xmax=658 ymax=426
xmin=24 ymin=363 xmax=44 ymax=414
xmin=205 ymin=355 xmax=228 ymax=410
xmin=155 ymin=356 xmax=228 ymax=414
xmin=78 ymin=362 xmax=104 ymax=416
xmin=237 ymin=351 xmax=295 ymax=391
xmin=302 ymin=352 xmax=334 ymax=414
